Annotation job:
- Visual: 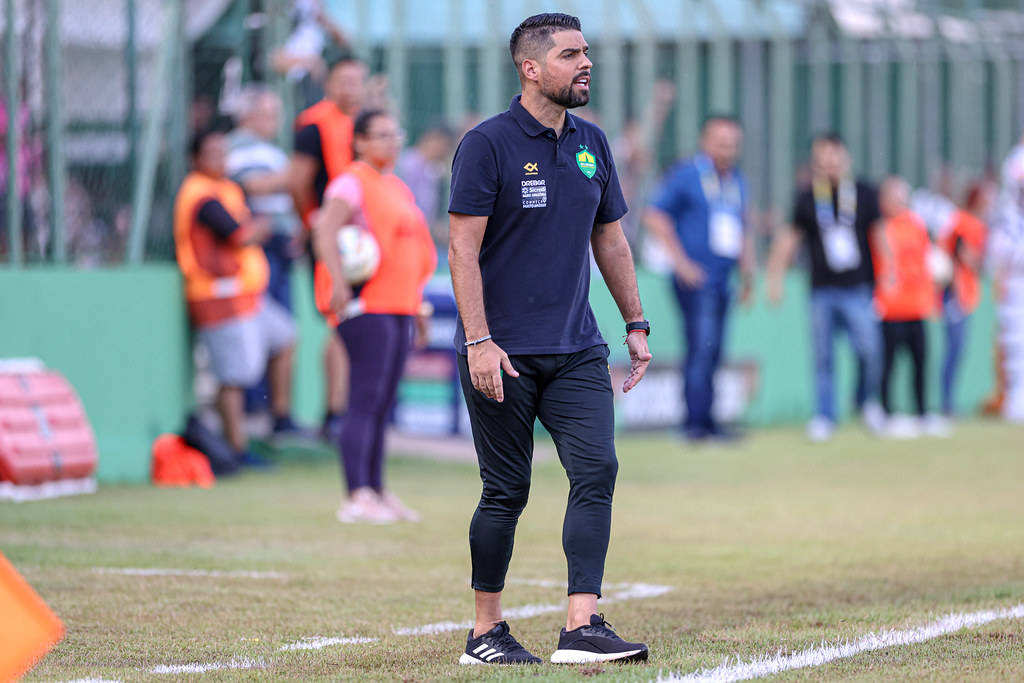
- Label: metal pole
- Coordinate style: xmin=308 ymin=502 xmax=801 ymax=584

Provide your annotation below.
xmin=479 ymin=0 xmax=503 ymax=117
xmin=387 ymin=0 xmax=408 ymax=129
xmin=600 ymin=0 xmax=624 ymax=141
xmin=5 ymin=0 xmax=23 ymax=265
xmin=45 ymin=0 xmax=66 ymax=263
xmin=126 ymin=0 xmax=138 ymax=200
xmin=127 ymin=0 xmax=180 ymax=264
xmin=443 ymin=0 xmax=466 ymax=127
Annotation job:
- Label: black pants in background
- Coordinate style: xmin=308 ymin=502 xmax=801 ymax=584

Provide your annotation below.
xmin=457 ymin=344 xmax=617 ymax=597
xmin=881 ymin=320 xmax=927 ymax=416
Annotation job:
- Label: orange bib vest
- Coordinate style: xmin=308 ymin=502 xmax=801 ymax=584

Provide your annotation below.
xmin=873 ymin=211 xmax=934 ymax=322
xmin=295 ymin=100 xmax=354 ymax=220
xmin=941 ymin=210 xmax=987 ymax=313
xmin=174 ymin=172 xmax=268 ymax=327
xmin=315 ymin=161 xmax=437 ymax=326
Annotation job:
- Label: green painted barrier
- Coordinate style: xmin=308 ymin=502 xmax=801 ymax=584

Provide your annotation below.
xmin=0 ymin=266 xmax=192 ymax=483
xmin=0 ymin=265 xmax=998 ymax=483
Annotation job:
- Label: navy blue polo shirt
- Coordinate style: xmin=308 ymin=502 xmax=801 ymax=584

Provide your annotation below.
xmin=448 ymin=95 xmax=628 ymax=355
xmin=649 ymin=154 xmax=748 ymax=288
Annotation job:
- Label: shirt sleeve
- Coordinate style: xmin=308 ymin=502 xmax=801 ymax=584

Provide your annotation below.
xmin=448 ymin=130 xmax=499 ymax=217
xmin=791 ymin=190 xmax=811 ymax=233
xmin=294 ymin=123 xmax=323 ymax=161
xmin=595 ymin=135 xmax=628 ymax=224
xmin=648 ymin=164 xmax=687 ymax=217
xmin=197 ymin=199 xmax=243 ymax=241
xmin=861 ymin=184 xmax=882 ymax=229
xmin=323 ymin=173 xmax=362 ymax=209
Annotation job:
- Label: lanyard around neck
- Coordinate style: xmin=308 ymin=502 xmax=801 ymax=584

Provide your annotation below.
xmin=813 ymin=176 xmax=857 ymax=230
xmin=697 ymin=155 xmax=741 ymax=210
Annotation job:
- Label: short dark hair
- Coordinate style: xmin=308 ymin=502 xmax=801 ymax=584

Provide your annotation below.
xmin=702 ymin=113 xmax=742 ymax=132
xmin=327 ymin=55 xmax=365 ymax=75
xmin=813 ymin=131 xmax=846 ymax=148
xmin=189 ymin=127 xmax=224 ymax=158
xmin=351 ymin=108 xmax=392 ymax=156
xmin=509 ymin=13 xmax=582 ymax=71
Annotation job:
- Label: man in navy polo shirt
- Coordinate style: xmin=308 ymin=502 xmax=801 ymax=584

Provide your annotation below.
xmin=644 ymin=115 xmax=752 ymax=441
xmin=448 ymin=12 xmax=652 ymax=667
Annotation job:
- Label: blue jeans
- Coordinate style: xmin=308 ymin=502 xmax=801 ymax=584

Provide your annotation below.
xmin=809 ymin=285 xmax=883 ymax=422
xmin=942 ymin=290 xmax=969 ymax=415
xmin=673 ymin=279 xmax=730 ymax=434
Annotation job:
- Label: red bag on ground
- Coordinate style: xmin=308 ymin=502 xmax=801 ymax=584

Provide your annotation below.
xmin=151 ymin=434 xmax=214 ymax=488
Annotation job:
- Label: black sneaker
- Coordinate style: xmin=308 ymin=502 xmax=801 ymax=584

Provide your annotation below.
xmin=459 ymin=621 xmax=542 ymax=665
xmin=550 ymin=613 xmax=649 ymax=664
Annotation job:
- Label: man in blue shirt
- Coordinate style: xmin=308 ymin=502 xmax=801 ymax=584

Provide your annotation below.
xmin=644 ymin=116 xmax=752 ymax=441
xmin=448 ymin=12 xmax=651 ymax=667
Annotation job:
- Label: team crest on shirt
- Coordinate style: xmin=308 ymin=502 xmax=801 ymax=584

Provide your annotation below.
xmin=576 ymin=146 xmax=597 ymax=179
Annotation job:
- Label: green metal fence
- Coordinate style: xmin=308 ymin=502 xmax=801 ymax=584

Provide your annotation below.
xmin=3 ymin=0 xmax=1024 ymax=266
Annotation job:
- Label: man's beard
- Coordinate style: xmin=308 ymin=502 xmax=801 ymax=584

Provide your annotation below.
xmin=542 ymin=79 xmax=589 ymax=109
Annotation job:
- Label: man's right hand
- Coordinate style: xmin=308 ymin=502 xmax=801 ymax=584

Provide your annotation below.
xmin=467 ymin=340 xmax=519 ymax=403
xmin=675 ymin=257 xmax=706 ymax=289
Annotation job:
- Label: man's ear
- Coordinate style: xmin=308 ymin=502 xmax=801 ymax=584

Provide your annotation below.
xmin=521 ymin=58 xmax=541 ymax=83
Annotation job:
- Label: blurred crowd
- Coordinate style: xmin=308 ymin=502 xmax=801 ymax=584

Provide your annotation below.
xmin=6 ymin=0 xmax=1024 ymax=475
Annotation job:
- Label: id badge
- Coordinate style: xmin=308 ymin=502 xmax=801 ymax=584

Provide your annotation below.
xmin=709 ymin=211 xmax=743 ymax=258
xmin=822 ymin=226 xmax=861 ymax=272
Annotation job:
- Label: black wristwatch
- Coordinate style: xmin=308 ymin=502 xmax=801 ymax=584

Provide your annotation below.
xmin=625 ymin=320 xmax=651 ymax=336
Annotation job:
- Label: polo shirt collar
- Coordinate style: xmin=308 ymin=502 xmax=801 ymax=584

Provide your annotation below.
xmin=509 ymin=95 xmax=578 ymax=138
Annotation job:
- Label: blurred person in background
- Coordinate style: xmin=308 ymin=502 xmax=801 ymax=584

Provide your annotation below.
xmin=767 ymin=133 xmax=886 ymax=442
xmin=313 ymin=109 xmax=437 ymax=524
xmin=989 ymin=130 xmax=1024 ymax=423
xmin=643 ymin=114 xmax=753 ymax=442
xmin=871 ymin=176 xmax=944 ymax=438
xmin=228 ymin=85 xmax=315 ymax=442
xmin=396 ymin=122 xmax=456 ymax=248
xmin=174 ymin=129 xmax=302 ymax=467
xmin=615 ymin=79 xmax=675 ymax=249
xmin=292 ymin=56 xmax=368 ymax=442
xmin=938 ymin=180 xmax=992 ymax=418
xmin=270 ymin=0 xmax=349 ymax=109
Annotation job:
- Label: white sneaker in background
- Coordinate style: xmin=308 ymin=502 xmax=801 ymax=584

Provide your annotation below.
xmin=336 ymin=490 xmax=398 ymax=525
xmin=861 ymin=400 xmax=888 ymax=436
xmin=885 ymin=414 xmax=922 ymax=439
xmin=922 ymin=413 xmax=953 ymax=438
xmin=806 ymin=416 xmax=835 ymax=443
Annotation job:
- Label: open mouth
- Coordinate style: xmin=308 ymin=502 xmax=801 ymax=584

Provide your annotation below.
xmin=575 ymin=74 xmax=591 ymax=89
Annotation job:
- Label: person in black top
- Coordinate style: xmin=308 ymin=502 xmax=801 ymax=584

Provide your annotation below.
xmin=449 ymin=13 xmax=651 ymax=667
xmin=766 ymin=133 xmax=886 ymax=442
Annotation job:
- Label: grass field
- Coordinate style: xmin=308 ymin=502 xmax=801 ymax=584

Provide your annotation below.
xmin=4 ymin=420 xmax=1024 ymax=682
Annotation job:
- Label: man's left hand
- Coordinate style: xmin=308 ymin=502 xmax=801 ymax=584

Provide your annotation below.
xmin=622 ymin=331 xmax=652 ymax=393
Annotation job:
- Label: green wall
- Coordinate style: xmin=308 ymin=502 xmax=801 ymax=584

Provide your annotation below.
xmin=0 ymin=265 xmax=998 ymax=484
xmin=0 ymin=266 xmax=192 ymax=483
xmin=591 ymin=270 xmax=998 ymax=424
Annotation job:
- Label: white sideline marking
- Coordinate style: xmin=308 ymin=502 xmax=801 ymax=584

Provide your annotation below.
xmin=92 ymin=567 xmax=287 ymax=580
xmin=279 ymin=636 xmax=378 ymax=651
xmin=392 ymin=581 xmax=673 ymax=636
xmin=150 ymin=656 xmax=266 ymax=674
xmin=657 ymin=603 xmax=1024 ymax=683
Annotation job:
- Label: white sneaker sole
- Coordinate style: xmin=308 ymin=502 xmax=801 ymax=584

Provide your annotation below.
xmin=550 ymin=647 xmax=647 ymax=663
xmin=458 ymin=653 xmax=536 ymax=665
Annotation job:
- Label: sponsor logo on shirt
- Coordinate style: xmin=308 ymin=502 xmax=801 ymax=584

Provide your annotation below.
xmin=523 ymin=162 xmax=539 ymax=176
xmin=521 ymin=179 xmax=547 ymax=209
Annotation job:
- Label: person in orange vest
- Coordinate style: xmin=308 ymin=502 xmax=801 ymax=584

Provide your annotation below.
xmin=291 ymin=56 xmax=367 ymax=443
xmin=872 ymin=176 xmax=941 ymax=436
xmin=175 ymin=129 xmax=300 ymax=467
xmin=313 ymin=109 xmax=437 ymax=524
xmin=938 ymin=180 xmax=992 ymax=417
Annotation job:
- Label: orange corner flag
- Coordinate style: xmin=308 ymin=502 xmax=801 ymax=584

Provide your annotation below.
xmin=0 ymin=552 xmax=65 ymax=682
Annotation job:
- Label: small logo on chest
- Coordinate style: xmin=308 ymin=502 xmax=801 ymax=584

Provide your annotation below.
xmin=523 ymin=162 xmax=539 ymax=175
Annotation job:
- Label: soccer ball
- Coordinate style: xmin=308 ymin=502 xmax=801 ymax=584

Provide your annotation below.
xmin=927 ymin=245 xmax=954 ymax=287
xmin=336 ymin=225 xmax=380 ymax=285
